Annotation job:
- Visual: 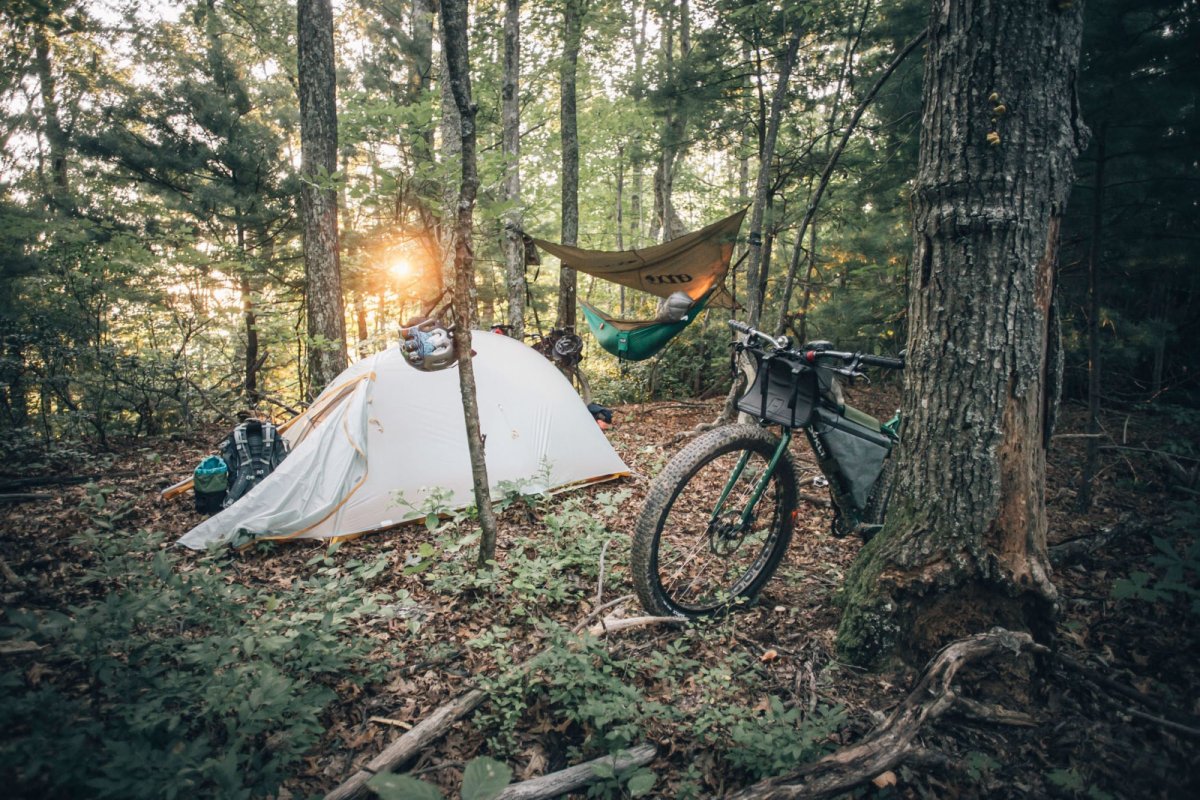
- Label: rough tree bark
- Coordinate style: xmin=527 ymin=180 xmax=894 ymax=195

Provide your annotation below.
xmin=556 ymin=0 xmax=585 ymax=329
xmin=836 ymin=0 xmax=1088 ymax=666
xmin=501 ymin=0 xmax=525 ymax=338
xmin=298 ymin=0 xmax=347 ymax=395
xmin=439 ymin=0 xmax=501 ymax=565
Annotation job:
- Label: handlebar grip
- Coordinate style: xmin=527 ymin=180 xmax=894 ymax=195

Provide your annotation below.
xmin=727 ymin=319 xmax=752 ymax=334
xmin=859 ymin=353 xmax=905 ymax=370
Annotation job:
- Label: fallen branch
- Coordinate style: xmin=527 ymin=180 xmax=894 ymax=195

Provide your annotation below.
xmin=0 ymin=470 xmax=143 ymax=492
xmin=324 ymin=688 xmax=487 ymax=800
xmin=587 ymin=615 xmax=685 ymax=638
xmin=1050 ymin=517 xmax=1145 ymax=565
xmin=0 ymin=492 xmax=53 ymax=504
xmin=728 ymin=628 xmax=1039 ymax=799
xmin=492 ymin=744 xmax=657 ymax=800
xmin=0 ymin=640 xmax=42 ymax=656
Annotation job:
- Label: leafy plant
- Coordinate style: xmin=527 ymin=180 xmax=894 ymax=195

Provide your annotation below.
xmin=368 ymin=755 xmax=512 ymax=800
xmin=0 ymin=494 xmax=397 ymax=799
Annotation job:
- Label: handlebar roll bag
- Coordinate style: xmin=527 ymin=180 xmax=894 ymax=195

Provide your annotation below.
xmin=737 ymin=350 xmax=817 ymax=427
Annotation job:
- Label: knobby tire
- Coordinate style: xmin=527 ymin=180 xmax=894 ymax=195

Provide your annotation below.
xmin=632 ymin=424 xmax=797 ymax=618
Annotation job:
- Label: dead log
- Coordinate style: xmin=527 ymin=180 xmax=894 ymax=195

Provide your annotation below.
xmin=492 ymin=744 xmax=656 ymax=800
xmin=0 ymin=640 xmax=42 ymax=656
xmin=728 ymin=628 xmax=1040 ymax=799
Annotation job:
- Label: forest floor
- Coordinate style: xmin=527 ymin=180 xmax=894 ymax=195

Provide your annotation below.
xmin=1 ymin=388 xmax=1198 ymax=799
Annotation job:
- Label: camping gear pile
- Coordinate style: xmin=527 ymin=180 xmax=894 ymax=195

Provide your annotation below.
xmin=192 ymin=419 xmax=289 ymax=515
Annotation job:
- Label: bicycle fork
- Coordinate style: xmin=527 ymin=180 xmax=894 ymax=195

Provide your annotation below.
xmin=707 ymin=428 xmax=792 ymax=541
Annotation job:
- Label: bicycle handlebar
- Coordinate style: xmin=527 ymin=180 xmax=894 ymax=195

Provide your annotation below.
xmin=727 ymin=319 xmax=904 ymax=371
xmin=726 ymin=319 xmax=789 ymax=349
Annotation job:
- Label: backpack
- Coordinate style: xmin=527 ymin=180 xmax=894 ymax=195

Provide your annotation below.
xmin=193 ymin=455 xmax=229 ymax=515
xmin=218 ymin=419 xmax=289 ymax=509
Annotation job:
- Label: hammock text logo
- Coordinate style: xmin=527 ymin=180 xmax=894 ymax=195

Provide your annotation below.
xmin=644 ymin=273 xmax=693 ymax=285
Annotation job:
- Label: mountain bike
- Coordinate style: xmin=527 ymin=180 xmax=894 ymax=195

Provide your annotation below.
xmin=631 ymin=319 xmax=904 ymax=618
xmin=492 ymin=324 xmax=592 ymax=404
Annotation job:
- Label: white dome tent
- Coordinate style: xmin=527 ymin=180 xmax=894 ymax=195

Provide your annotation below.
xmin=177 ymin=333 xmax=629 ymax=549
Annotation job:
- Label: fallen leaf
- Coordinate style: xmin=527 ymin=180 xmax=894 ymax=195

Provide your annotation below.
xmin=872 ymin=771 xmax=897 ymax=788
xmin=761 ymin=649 xmax=779 ymax=662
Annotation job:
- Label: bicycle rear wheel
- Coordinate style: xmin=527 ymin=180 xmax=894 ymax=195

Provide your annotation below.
xmin=559 ymin=364 xmax=592 ymax=405
xmin=632 ymin=424 xmax=797 ymax=617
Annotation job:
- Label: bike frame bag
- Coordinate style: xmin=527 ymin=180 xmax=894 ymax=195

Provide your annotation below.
xmin=808 ymin=406 xmax=891 ymax=511
xmin=737 ymin=350 xmax=818 ymax=428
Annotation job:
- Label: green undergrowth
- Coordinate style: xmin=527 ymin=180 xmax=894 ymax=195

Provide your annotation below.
xmin=0 ymin=486 xmax=398 ymax=800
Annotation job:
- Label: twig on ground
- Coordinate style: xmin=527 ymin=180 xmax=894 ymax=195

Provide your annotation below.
xmin=596 ymin=538 xmax=611 ymax=609
xmin=571 ymin=593 xmax=635 ymax=635
xmin=0 ymin=556 xmax=25 ymax=588
xmin=368 ymin=716 xmax=413 ymax=731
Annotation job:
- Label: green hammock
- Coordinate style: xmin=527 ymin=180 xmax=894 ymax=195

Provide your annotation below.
xmin=581 ymin=289 xmax=717 ymax=362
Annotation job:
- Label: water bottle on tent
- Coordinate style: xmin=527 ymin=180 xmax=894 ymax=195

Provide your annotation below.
xmin=528 ymin=209 xmax=747 ymax=361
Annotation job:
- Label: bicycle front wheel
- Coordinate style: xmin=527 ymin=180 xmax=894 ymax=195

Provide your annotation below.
xmin=632 ymin=424 xmax=797 ymax=618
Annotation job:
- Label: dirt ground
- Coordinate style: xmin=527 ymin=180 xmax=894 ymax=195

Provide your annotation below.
xmin=2 ymin=389 xmax=1197 ymax=799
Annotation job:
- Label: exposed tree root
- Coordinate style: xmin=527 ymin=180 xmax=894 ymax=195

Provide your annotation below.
xmin=728 ymin=628 xmax=1040 ymax=799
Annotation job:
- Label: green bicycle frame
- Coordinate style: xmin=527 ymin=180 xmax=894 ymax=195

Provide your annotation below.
xmin=708 ymin=428 xmax=793 ymax=532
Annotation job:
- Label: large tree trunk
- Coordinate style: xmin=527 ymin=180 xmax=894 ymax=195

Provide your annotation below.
xmin=836 ymin=0 xmax=1088 ymax=666
xmin=501 ymin=0 xmax=525 ymax=338
xmin=556 ymin=0 xmax=584 ymax=329
xmin=439 ymin=0 xmax=501 ymax=566
xmin=298 ymin=0 xmax=347 ymax=395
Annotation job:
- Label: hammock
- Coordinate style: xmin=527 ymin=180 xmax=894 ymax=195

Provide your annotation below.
xmin=531 ymin=209 xmax=745 ymax=361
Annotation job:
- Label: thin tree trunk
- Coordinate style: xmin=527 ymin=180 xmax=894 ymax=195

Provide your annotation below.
xmin=796 ymin=219 xmax=818 ymax=343
xmin=743 ymin=32 xmax=800 ymax=328
xmin=557 ymin=0 xmax=584 ymax=329
xmin=837 ymin=0 xmax=1088 ymax=667
xmin=774 ymin=30 xmax=928 ymax=336
xmin=439 ymin=0 xmax=501 ymax=566
xmin=298 ymin=0 xmax=347 ymax=395
xmin=501 ymin=0 xmax=525 ymax=338
xmin=616 ymin=145 xmax=625 ymax=314
xmin=437 ymin=44 xmax=462 ymax=295
xmin=236 ymin=222 xmax=259 ymax=404
xmin=1079 ymin=123 xmax=1106 ymax=510
xmin=33 ymin=25 xmax=69 ymax=207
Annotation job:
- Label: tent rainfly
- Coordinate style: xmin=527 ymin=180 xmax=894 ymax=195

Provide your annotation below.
xmin=177 ymin=333 xmax=629 ymax=549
